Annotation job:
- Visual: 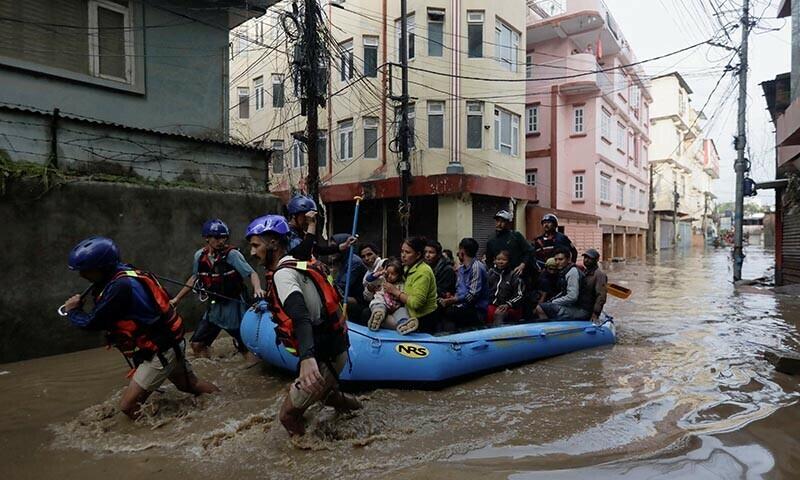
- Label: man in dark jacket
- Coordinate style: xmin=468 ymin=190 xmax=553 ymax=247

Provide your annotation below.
xmin=582 ymin=248 xmax=608 ymax=322
xmin=486 ymin=210 xmax=533 ymax=277
xmin=533 ymin=213 xmax=578 ymax=266
xmin=424 ymin=240 xmax=456 ymax=298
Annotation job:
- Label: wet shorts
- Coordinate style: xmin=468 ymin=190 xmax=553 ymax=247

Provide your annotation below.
xmin=190 ymin=315 xmax=246 ymax=352
xmin=289 ymin=352 xmax=348 ymax=409
xmin=540 ymin=303 xmax=590 ymax=320
xmin=132 ymin=342 xmax=195 ymax=392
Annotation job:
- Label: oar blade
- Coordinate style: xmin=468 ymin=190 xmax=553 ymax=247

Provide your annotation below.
xmin=607 ymin=283 xmax=632 ymax=299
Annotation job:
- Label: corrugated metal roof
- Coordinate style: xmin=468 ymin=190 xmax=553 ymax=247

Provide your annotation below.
xmin=0 ymin=103 xmax=271 ymax=153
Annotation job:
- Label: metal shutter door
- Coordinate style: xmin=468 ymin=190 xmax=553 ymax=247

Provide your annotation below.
xmin=783 ymin=205 xmax=800 ymax=284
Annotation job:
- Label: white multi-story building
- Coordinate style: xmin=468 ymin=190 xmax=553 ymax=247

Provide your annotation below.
xmin=229 ymin=0 xmax=533 ymax=253
xmin=649 ymin=72 xmax=719 ymax=249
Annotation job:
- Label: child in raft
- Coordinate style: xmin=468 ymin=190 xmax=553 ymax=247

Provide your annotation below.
xmin=486 ymin=250 xmax=525 ymax=326
xmin=366 ymin=259 xmax=417 ymax=334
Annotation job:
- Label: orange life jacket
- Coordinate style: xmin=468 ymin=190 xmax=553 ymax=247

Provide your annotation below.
xmin=196 ymin=245 xmax=244 ymax=301
xmin=265 ymin=258 xmax=347 ymax=356
xmin=97 ymin=269 xmax=185 ymax=362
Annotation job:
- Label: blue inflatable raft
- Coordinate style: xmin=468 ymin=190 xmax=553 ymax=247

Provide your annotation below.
xmin=241 ymin=308 xmax=616 ymax=386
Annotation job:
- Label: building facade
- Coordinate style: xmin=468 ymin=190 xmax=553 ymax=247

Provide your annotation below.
xmin=525 ymin=0 xmax=651 ymax=261
xmin=649 ymin=73 xmax=719 ymax=250
xmin=230 ymin=0 xmax=534 ymax=254
xmin=763 ymin=0 xmax=800 ymax=285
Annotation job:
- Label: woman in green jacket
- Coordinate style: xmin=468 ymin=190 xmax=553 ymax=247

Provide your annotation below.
xmin=381 ymin=236 xmax=440 ymax=333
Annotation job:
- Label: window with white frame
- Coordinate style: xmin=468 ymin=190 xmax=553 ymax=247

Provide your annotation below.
xmin=526 ymin=105 xmax=539 ymax=134
xmin=525 ymin=54 xmax=533 ymax=79
xmin=678 ymin=89 xmax=686 ymax=116
xmin=639 ymin=189 xmax=647 ymax=210
xmin=89 ymin=0 xmax=134 ymax=82
xmin=364 ymin=117 xmax=379 ymax=158
xmin=495 ymin=20 xmax=519 ymax=72
xmin=573 ymin=106 xmax=585 ymax=134
xmin=292 ymin=137 xmax=305 ymax=169
xmin=271 ymin=140 xmax=284 ymax=173
xmin=573 ymin=173 xmax=585 ymax=200
xmin=494 ymin=108 xmax=519 ymax=156
xmin=272 ymin=74 xmax=284 ymax=108
xmin=338 ymin=120 xmax=354 ymax=160
xmin=467 ymin=101 xmax=483 ymax=149
xmin=526 ymin=169 xmax=537 ymax=187
xmin=237 ymin=87 xmax=249 ymax=119
xmin=427 ymin=9 xmax=445 ymax=57
xmin=254 ymin=21 xmax=265 ymax=44
xmin=363 ymin=36 xmax=378 ymax=77
xmin=394 ymin=104 xmax=416 ymax=149
xmin=340 ymin=40 xmax=354 ymax=81
xmin=428 ymin=101 xmax=445 ymax=148
xmin=467 ymin=11 xmax=484 ymax=58
xmin=601 ymin=108 xmax=611 ymax=140
xmin=631 ymin=85 xmax=641 ymax=110
xmin=629 ymin=184 xmax=637 ymax=209
xmin=617 ymin=180 xmax=625 ymax=205
xmin=616 ymin=122 xmax=626 ymax=150
xmin=395 ymin=15 xmax=415 ymax=61
xmin=317 ymin=131 xmax=327 ymax=167
xmin=253 ymin=76 xmax=264 ymax=110
xmin=600 ymin=173 xmax=611 ymax=202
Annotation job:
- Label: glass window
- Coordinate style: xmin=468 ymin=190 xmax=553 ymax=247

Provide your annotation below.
xmin=526 ymin=105 xmax=539 ymax=134
xmin=640 ymin=189 xmax=647 ymax=211
xmin=617 ymin=122 xmax=626 ymax=150
xmin=467 ymin=101 xmax=483 ymax=149
xmin=271 ymin=140 xmax=284 ymax=173
xmin=272 ymin=74 xmax=284 ymax=108
xmin=526 ymin=169 xmax=537 ymax=186
xmin=573 ymin=106 xmax=584 ymax=133
xmin=629 ymin=184 xmax=637 ymax=209
xmin=89 ymin=0 xmax=132 ymax=82
xmin=364 ymin=117 xmax=379 ymax=159
xmin=292 ymin=137 xmax=305 ymax=169
xmin=574 ymin=174 xmax=584 ymax=200
xmin=253 ymin=76 xmax=264 ymax=110
xmin=237 ymin=87 xmax=249 ymax=119
xmin=428 ymin=101 xmax=444 ymax=149
xmin=395 ymin=15 xmax=415 ymax=61
xmin=495 ymin=20 xmax=519 ymax=72
xmin=363 ymin=36 xmax=378 ymax=77
xmin=340 ymin=40 xmax=353 ymax=81
xmin=526 ymin=54 xmax=533 ymax=79
xmin=317 ymin=132 xmax=327 ymax=168
xmin=338 ymin=120 xmax=354 ymax=160
xmin=428 ymin=9 xmax=444 ymax=57
xmin=467 ymin=11 xmax=483 ymax=58
xmin=601 ymin=108 xmax=611 ymax=139
xmin=617 ymin=181 xmax=625 ymax=205
xmin=600 ymin=173 xmax=611 ymax=202
xmin=494 ymin=107 xmax=519 ymax=156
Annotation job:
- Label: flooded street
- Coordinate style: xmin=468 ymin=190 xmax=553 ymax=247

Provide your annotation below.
xmin=2 ymin=246 xmax=800 ymax=479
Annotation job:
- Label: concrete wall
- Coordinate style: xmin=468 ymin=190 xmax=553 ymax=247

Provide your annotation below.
xmin=0 ymin=3 xmax=231 ymax=137
xmin=0 ymin=179 xmax=281 ymax=363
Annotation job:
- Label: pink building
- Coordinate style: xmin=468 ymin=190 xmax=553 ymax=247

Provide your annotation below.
xmin=524 ymin=0 xmax=650 ymax=261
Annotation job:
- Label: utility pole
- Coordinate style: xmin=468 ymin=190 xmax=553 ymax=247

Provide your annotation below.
xmin=673 ymin=177 xmax=679 ymax=247
xmin=398 ymin=0 xmax=411 ymax=239
xmin=304 ymin=0 xmax=321 ymax=207
xmin=733 ymin=0 xmax=750 ymax=281
xmin=647 ymin=164 xmax=656 ymax=254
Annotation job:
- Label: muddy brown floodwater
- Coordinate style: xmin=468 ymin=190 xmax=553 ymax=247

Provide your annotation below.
xmin=2 ymin=246 xmax=800 ymax=479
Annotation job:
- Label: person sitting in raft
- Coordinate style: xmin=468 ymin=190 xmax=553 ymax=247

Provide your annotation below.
xmin=486 ymin=250 xmax=525 ymax=326
xmin=381 ymin=236 xmax=440 ymax=333
xmin=169 ymin=219 xmax=264 ymax=360
xmin=424 ymin=240 xmax=456 ymax=300
xmin=534 ymin=246 xmax=593 ymax=321
xmin=581 ymin=248 xmax=608 ymax=322
xmin=246 ymin=215 xmax=361 ymax=436
xmin=328 ymin=233 xmax=367 ymax=321
xmin=535 ymin=257 xmax=562 ymax=304
xmin=366 ymin=259 xmax=417 ymax=334
xmin=285 ymin=194 xmax=356 ymax=261
xmin=61 ymin=236 xmax=218 ymax=420
xmin=359 ymin=242 xmax=387 ymax=324
xmin=438 ymin=238 xmax=489 ymax=331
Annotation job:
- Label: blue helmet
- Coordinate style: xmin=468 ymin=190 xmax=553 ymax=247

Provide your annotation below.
xmin=245 ymin=215 xmax=290 ymax=239
xmin=68 ymin=236 xmax=120 ymax=271
xmin=287 ymin=195 xmax=317 ymax=216
xmin=202 ymin=219 xmax=230 ymax=237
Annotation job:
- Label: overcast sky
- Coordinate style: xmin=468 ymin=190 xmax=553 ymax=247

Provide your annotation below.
xmin=605 ymin=0 xmax=790 ymax=207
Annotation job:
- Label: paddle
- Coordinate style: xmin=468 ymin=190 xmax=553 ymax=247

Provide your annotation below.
xmin=342 ymin=195 xmax=363 ymax=319
xmin=607 ymin=282 xmax=631 ymax=299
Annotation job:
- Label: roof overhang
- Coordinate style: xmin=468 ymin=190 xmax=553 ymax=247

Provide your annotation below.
xmin=778 ymin=0 xmax=791 ymax=18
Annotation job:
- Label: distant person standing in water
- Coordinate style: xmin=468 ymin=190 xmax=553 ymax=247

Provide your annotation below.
xmin=61 ymin=236 xmax=218 ymax=420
